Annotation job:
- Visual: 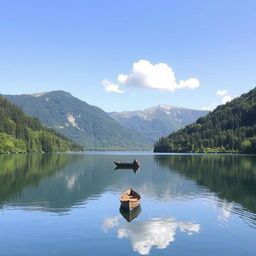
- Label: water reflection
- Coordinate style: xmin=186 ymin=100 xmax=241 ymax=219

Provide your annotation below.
xmin=0 ymin=154 xmax=124 ymax=211
xmin=114 ymin=166 xmax=140 ymax=174
xmin=1 ymin=153 xmax=256 ymax=224
xmin=102 ymin=216 xmax=122 ymax=233
xmin=0 ymin=154 xmax=202 ymax=212
xmin=119 ymin=205 xmax=141 ymax=222
xmin=0 ymin=153 xmax=82 ymax=206
xmin=1 ymin=153 xmax=256 ymax=255
xmin=217 ymin=201 xmax=234 ymax=227
xmin=155 ymin=155 xmax=256 ymax=214
xmin=103 ymin=216 xmax=200 ymax=255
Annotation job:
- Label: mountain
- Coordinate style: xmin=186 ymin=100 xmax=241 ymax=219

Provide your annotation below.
xmin=154 ymin=87 xmax=256 ymax=153
xmin=4 ymin=91 xmax=152 ymax=150
xmin=0 ymin=96 xmax=83 ymax=153
xmin=109 ymin=105 xmax=209 ymax=141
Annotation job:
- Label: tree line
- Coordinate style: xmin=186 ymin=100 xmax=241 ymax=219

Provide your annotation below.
xmin=154 ymin=87 xmax=256 ymax=153
xmin=0 ymin=96 xmax=83 ymax=153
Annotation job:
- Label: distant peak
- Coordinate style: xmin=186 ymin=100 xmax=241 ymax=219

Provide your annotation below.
xmin=158 ymin=104 xmax=185 ymax=110
xmin=45 ymin=90 xmax=72 ymax=96
xmin=29 ymin=92 xmax=47 ymax=97
xmin=144 ymin=104 xmax=184 ymax=113
xmin=158 ymin=104 xmax=174 ymax=109
xmin=28 ymin=90 xmax=72 ymax=97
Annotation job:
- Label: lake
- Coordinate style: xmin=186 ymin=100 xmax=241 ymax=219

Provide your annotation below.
xmin=0 ymin=152 xmax=256 ymax=256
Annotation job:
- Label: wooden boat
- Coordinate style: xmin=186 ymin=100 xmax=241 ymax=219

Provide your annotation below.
xmin=114 ymin=160 xmax=140 ymax=168
xmin=120 ymin=205 xmax=141 ymax=222
xmin=120 ymin=188 xmax=141 ymax=211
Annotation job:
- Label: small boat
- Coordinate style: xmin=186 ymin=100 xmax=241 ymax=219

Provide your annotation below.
xmin=120 ymin=205 xmax=141 ymax=222
xmin=114 ymin=159 xmax=140 ymax=168
xmin=120 ymin=188 xmax=141 ymax=211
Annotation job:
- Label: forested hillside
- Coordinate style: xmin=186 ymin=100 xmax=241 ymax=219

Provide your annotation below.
xmin=154 ymin=87 xmax=256 ymax=153
xmin=0 ymin=96 xmax=83 ymax=153
xmin=5 ymin=91 xmax=152 ymax=150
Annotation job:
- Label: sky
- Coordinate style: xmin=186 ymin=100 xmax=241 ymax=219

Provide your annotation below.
xmin=0 ymin=0 xmax=255 ymax=112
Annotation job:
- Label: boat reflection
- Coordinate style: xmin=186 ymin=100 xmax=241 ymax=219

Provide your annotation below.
xmin=114 ymin=166 xmax=140 ymax=173
xmin=119 ymin=205 xmax=141 ymax=222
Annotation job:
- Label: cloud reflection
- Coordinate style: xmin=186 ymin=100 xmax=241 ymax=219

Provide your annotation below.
xmin=102 ymin=216 xmax=122 ymax=233
xmin=217 ymin=201 xmax=234 ymax=227
xmin=103 ymin=217 xmax=200 ymax=255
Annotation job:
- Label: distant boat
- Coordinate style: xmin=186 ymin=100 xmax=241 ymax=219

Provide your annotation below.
xmin=120 ymin=188 xmax=141 ymax=211
xmin=114 ymin=159 xmax=140 ymax=168
xmin=120 ymin=205 xmax=141 ymax=222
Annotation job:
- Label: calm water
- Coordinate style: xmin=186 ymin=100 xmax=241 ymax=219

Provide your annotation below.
xmin=0 ymin=153 xmax=256 ymax=256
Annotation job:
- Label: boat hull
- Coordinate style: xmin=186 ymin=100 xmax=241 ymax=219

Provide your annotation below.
xmin=120 ymin=200 xmax=140 ymax=211
xmin=119 ymin=189 xmax=141 ymax=211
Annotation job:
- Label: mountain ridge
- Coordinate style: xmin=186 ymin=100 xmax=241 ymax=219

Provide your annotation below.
xmin=0 ymin=96 xmax=83 ymax=153
xmin=4 ymin=91 xmax=152 ymax=150
xmin=109 ymin=105 xmax=209 ymax=141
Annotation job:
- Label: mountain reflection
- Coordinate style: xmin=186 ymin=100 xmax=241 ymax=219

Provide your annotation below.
xmin=0 ymin=154 xmax=122 ymax=211
xmin=103 ymin=217 xmax=200 ymax=255
xmin=0 ymin=154 xmax=202 ymax=212
xmin=0 ymin=153 xmax=82 ymax=206
xmin=154 ymin=155 xmax=256 ymax=215
xmin=2 ymin=153 xmax=256 ymax=222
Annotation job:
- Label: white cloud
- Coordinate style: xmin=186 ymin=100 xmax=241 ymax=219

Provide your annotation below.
xmin=217 ymin=90 xmax=228 ymax=96
xmin=178 ymin=78 xmax=200 ymax=89
xmin=103 ymin=217 xmax=200 ymax=255
xmin=103 ymin=60 xmax=200 ymax=93
xmin=222 ymin=95 xmax=232 ymax=104
xmin=202 ymin=90 xmax=233 ymax=111
xmin=117 ymin=60 xmax=200 ymax=91
xmin=102 ymin=79 xmax=124 ymax=93
xmin=216 ymin=89 xmax=233 ymax=104
xmin=202 ymin=103 xmax=218 ymax=111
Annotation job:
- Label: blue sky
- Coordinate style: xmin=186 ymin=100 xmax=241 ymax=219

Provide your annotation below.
xmin=0 ymin=0 xmax=255 ymax=112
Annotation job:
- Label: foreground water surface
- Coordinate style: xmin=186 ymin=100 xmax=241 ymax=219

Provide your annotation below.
xmin=0 ymin=152 xmax=256 ymax=255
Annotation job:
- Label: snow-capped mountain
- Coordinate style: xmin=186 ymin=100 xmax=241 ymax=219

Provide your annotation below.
xmin=109 ymin=105 xmax=209 ymax=140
